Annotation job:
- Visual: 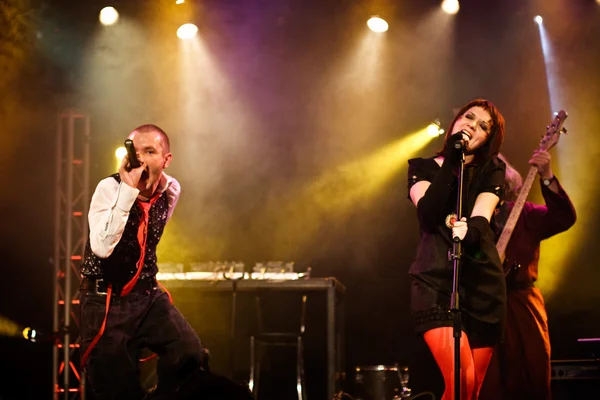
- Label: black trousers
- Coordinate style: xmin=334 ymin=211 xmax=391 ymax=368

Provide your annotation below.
xmin=79 ymin=287 xmax=206 ymax=400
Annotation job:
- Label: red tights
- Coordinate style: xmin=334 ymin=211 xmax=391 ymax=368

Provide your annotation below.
xmin=424 ymin=327 xmax=493 ymax=400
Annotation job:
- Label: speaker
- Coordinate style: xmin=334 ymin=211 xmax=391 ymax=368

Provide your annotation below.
xmin=551 ymin=359 xmax=600 ymax=380
xmin=551 ymin=359 xmax=600 ymax=399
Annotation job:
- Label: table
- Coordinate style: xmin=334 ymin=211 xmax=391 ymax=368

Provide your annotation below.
xmin=159 ymin=276 xmax=345 ymax=399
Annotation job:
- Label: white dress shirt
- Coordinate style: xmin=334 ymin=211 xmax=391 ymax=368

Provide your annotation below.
xmin=88 ymin=172 xmax=180 ymax=259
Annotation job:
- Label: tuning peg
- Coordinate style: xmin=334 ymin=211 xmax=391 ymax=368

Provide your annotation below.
xmin=561 ymin=127 xmax=568 ymax=135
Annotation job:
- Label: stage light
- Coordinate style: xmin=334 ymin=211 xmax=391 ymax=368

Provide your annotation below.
xmin=99 ymin=6 xmax=119 ymax=26
xmin=115 ymin=146 xmax=127 ymax=171
xmin=23 ymin=327 xmax=37 ymax=342
xmin=115 ymin=146 xmax=127 ymax=161
xmin=176 ymin=0 xmax=185 ymax=3
xmin=367 ymin=16 xmax=389 ymax=33
xmin=426 ymin=120 xmax=445 ymax=137
xmin=441 ymin=0 xmax=460 ymax=15
xmin=534 ymin=15 xmax=543 ymax=24
xmin=177 ymin=23 xmax=198 ymax=39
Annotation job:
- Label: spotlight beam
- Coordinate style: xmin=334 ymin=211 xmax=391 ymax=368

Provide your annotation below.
xmin=263 ymin=126 xmax=440 ymax=255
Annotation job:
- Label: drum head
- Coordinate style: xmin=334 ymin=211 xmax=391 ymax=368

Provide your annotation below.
xmin=351 ymin=365 xmax=408 ymax=400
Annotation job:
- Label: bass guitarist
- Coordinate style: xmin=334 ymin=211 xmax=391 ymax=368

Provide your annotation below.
xmin=480 ymin=149 xmax=576 ymax=400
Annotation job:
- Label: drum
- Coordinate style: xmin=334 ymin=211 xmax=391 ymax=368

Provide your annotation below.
xmin=352 ymin=365 xmax=410 ymax=400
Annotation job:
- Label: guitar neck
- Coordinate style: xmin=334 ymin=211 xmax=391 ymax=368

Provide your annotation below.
xmin=496 ymin=165 xmax=539 ymax=263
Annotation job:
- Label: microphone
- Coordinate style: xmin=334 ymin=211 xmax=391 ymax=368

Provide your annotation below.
xmin=451 ymin=130 xmax=470 ymax=150
xmin=124 ymin=139 xmax=141 ymax=169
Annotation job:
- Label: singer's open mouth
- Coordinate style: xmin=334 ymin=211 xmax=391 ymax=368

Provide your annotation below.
xmin=463 ymin=132 xmax=472 ymax=140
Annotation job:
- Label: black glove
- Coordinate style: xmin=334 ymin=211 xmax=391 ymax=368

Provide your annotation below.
xmin=462 ymin=215 xmax=489 ymax=246
xmin=416 ymin=160 xmax=455 ymax=231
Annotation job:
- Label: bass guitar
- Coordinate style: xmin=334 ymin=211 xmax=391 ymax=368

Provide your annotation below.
xmin=496 ymin=110 xmax=568 ymax=276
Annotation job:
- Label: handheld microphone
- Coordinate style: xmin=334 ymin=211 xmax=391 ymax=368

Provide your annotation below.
xmin=124 ymin=139 xmax=141 ymax=169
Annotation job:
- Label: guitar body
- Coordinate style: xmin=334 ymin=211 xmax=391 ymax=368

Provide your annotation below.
xmin=503 ymin=259 xmax=521 ymax=281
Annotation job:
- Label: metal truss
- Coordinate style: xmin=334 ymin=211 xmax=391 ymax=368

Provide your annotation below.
xmin=53 ymin=110 xmax=90 ymax=400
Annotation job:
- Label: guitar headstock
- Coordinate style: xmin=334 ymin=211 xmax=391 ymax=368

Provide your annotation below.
xmin=539 ymin=110 xmax=568 ymax=151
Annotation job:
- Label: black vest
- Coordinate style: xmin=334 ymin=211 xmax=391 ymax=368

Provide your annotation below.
xmin=81 ymin=174 xmax=170 ymax=283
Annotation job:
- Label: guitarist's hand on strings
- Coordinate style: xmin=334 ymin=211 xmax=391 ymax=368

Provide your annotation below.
xmin=529 ymin=150 xmax=553 ymax=180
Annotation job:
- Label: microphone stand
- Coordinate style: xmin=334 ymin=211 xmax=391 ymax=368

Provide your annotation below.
xmin=450 ymin=148 xmax=466 ymax=400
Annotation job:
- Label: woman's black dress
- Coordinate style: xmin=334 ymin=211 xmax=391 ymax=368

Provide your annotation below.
xmin=407 ymin=156 xmax=506 ymax=348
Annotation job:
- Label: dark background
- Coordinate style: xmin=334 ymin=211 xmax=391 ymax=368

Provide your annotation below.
xmin=1 ymin=0 xmax=600 ymax=398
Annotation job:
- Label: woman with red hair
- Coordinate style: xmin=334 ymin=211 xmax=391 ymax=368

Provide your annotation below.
xmin=407 ymin=99 xmax=507 ymax=400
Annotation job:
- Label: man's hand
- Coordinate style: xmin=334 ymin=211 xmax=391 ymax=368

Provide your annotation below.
xmin=529 ymin=150 xmax=553 ymax=180
xmin=452 ymin=217 xmax=468 ymax=241
xmin=118 ymin=155 xmax=145 ymax=189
